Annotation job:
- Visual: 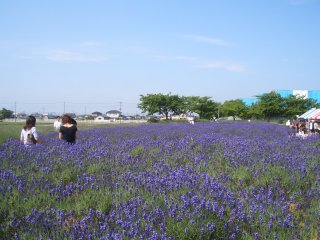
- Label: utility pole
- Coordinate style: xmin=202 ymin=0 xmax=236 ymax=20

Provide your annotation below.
xmin=14 ymin=101 xmax=17 ymax=122
xmin=119 ymin=101 xmax=122 ymax=125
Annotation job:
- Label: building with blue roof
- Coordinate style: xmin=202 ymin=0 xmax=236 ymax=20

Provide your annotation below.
xmin=242 ymin=98 xmax=259 ymax=106
xmin=308 ymin=90 xmax=320 ymax=103
xmin=242 ymin=90 xmax=320 ymax=106
xmin=276 ymin=90 xmax=320 ymax=103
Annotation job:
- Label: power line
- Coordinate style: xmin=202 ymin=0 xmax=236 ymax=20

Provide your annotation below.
xmin=14 ymin=102 xmax=16 ymax=122
xmin=0 ymin=101 xmax=139 ymax=105
xmin=1 ymin=101 xmax=141 ymax=115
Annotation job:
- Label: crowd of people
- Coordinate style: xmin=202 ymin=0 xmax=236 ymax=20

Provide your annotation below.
xmin=286 ymin=119 xmax=320 ymax=138
xmin=20 ymin=114 xmax=78 ymax=146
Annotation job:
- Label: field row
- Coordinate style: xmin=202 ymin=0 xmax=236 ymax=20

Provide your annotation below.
xmin=0 ymin=122 xmax=319 ymax=239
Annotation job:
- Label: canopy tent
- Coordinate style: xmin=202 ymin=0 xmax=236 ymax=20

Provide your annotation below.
xmin=303 ymin=109 xmax=320 ymax=120
xmin=309 ymin=109 xmax=320 ymax=120
xmin=299 ymin=108 xmax=317 ymax=120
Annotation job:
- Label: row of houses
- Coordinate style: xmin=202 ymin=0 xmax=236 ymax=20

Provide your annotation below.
xmin=12 ymin=110 xmax=196 ymax=122
xmin=92 ymin=110 xmax=121 ymax=119
xmin=12 ymin=110 xmax=140 ymax=120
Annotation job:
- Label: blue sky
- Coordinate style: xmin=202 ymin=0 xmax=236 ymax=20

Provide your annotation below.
xmin=1 ymin=0 xmax=320 ymax=115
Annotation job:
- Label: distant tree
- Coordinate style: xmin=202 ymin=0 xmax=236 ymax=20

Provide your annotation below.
xmin=283 ymin=95 xmax=317 ymax=119
xmin=138 ymin=93 xmax=184 ymax=120
xmin=0 ymin=108 xmax=13 ymax=120
xmin=183 ymin=96 xmax=198 ymax=114
xmin=221 ymin=99 xmax=247 ymax=120
xmin=246 ymin=103 xmax=264 ymax=119
xmin=185 ymin=96 xmax=218 ymax=119
xmin=257 ymin=91 xmax=285 ymax=120
xmin=168 ymin=94 xmax=185 ymax=116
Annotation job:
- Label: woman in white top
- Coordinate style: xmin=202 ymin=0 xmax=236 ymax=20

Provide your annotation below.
xmin=53 ymin=116 xmax=61 ymax=130
xmin=20 ymin=115 xmax=39 ymax=146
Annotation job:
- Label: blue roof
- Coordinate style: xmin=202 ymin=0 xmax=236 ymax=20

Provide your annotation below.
xmin=308 ymin=90 xmax=320 ymax=103
xmin=242 ymin=98 xmax=259 ymax=106
xmin=277 ymin=90 xmax=293 ymax=98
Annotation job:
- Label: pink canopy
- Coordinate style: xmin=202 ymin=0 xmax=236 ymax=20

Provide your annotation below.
xmin=309 ymin=110 xmax=320 ymax=120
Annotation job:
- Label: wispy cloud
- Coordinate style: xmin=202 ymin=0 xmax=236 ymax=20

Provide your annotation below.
xmin=198 ymin=61 xmax=245 ymax=73
xmin=154 ymin=55 xmax=197 ymax=63
xmin=12 ymin=41 xmax=108 ymax=63
xmin=153 ymin=55 xmax=170 ymax=61
xmin=46 ymin=50 xmax=107 ymax=62
xmin=79 ymin=41 xmax=102 ymax=47
xmin=175 ymin=56 xmax=197 ymax=61
xmin=186 ymin=35 xmax=234 ymax=47
xmin=224 ymin=64 xmax=245 ymax=73
xmin=154 ymin=53 xmax=245 ymax=73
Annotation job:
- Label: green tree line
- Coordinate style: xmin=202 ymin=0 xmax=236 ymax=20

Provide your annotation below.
xmin=138 ymin=91 xmax=319 ymax=120
xmin=0 ymin=108 xmax=13 ymax=120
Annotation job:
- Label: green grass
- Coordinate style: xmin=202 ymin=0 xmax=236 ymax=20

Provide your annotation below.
xmin=0 ymin=121 xmax=126 ymax=144
xmin=0 ymin=122 xmax=54 ymax=143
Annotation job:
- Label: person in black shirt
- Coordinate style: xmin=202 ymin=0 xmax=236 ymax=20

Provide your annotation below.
xmin=59 ymin=114 xmax=77 ymax=143
xmin=70 ymin=117 xmax=77 ymax=126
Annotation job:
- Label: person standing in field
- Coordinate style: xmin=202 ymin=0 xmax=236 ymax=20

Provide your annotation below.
xmin=314 ymin=121 xmax=320 ymax=134
xmin=285 ymin=119 xmax=291 ymax=127
xmin=70 ymin=117 xmax=77 ymax=126
xmin=59 ymin=114 xmax=77 ymax=144
xmin=20 ymin=115 xmax=38 ymax=146
xmin=53 ymin=116 xmax=61 ymax=130
xmin=187 ymin=115 xmax=195 ymax=125
xmin=291 ymin=120 xmax=299 ymax=135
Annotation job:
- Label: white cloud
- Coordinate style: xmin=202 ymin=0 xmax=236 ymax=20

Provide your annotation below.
xmin=224 ymin=64 xmax=245 ymax=73
xmin=153 ymin=55 xmax=197 ymax=63
xmin=186 ymin=35 xmax=234 ymax=47
xmin=46 ymin=50 xmax=107 ymax=62
xmin=200 ymin=62 xmax=224 ymax=69
xmin=175 ymin=56 xmax=197 ymax=61
xmin=79 ymin=41 xmax=102 ymax=47
xmin=154 ymin=55 xmax=170 ymax=61
xmin=198 ymin=61 xmax=245 ymax=73
xmin=154 ymin=53 xmax=245 ymax=73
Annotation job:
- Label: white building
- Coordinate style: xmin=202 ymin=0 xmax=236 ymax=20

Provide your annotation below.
xmin=106 ymin=110 xmax=121 ymax=118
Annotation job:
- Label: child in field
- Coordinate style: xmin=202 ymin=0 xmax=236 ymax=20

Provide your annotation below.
xmin=59 ymin=114 xmax=77 ymax=144
xmin=296 ymin=121 xmax=307 ymax=138
xmin=20 ymin=115 xmax=38 ymax=146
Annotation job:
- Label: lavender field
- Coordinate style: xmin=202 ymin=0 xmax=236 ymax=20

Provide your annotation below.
xmin=0 ymin=122 xmax=319 ymax=239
